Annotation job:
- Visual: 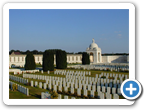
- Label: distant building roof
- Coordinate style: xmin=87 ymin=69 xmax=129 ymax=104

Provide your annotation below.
xmin=11 ymin=52 xmax=21 ymax=55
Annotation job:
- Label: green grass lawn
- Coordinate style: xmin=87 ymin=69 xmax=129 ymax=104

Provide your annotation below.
xmin=67 ymin=63 xmax=82 ymax=66
xmin=36 ymin=63 xmax=42 ymax=67
xmin=9 ymin=89 xmax=37 ymax=99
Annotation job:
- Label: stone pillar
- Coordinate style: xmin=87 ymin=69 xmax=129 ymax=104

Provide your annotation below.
xmin=94 ymin=52 xmax=97 ymax=64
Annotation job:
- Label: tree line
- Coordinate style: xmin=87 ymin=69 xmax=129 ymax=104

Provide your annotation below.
xmin=24 ymin=50 xmax=90 ymax=71
xmin=9 ymin=49 xmax=84 ymax=55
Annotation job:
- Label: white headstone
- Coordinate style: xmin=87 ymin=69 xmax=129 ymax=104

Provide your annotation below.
xmin=90 ymin=90 xmax=94 ymax=98
xmin=106 ymin=93 xmax=112 ymax=99
xmin=64 ymin=95 xmax=68 ymax=99
xmin=58 ymin=86 xmax=62 ymax=92
xmin=54 ymin=85 xmax=57 ymax=92
xmin=58 ymin=94 xmax=62 ymax=99
xmin=97 ymin=86 xmax=101 ymax=92
xmin=71 ymin=97 xmax=76 ymax=99
xmin=48 ymin=84 xmax=51 ymax=90
xmin=31 ymin=81 xmax=33 ymax=87
xmin=83 ymin=89 xmax=87 ymax=97
xmin=64 ymin=87 xmax=68 ymax=92
xmin=107 ymin=87 xmax=111 ymax=94
xmin=88 ymin=85 xmax=91 ymax=91
xmin=26 ymin=88 xmax=29 ymax=96
xmin=113 ymin=94 xmax=119 ymax=99
xmin=77 ymin=88 xmax=81 ymax=96
xmin=102 ymin=86 xmax=106 ymax=93
xmin=39 ymin=82 xmax=42 ymax=88
xmin=117 ymin=88 xmax=121 ymax=95
xmin=35 ymin=81 xmax=38 ymax=87
xmin=75 ymin=83 xmax=78 ymax=89
xmin=112 ymin=88 xmax=116 ymax=94
xmin=100 ymin=92 xmax=104 ymax=99
xmin=44 ymin=83 xmax=47 ymax=89
xmin=71 ymin=88 xmax=74 ymax=94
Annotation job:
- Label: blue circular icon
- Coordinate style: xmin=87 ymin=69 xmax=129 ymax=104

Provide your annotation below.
xmin=123 ymin=81 xmax=139 ymax=97
xmin=121 ymin=79 xmax=142 ymax=100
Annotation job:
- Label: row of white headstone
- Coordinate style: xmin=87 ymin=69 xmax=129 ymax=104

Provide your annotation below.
xmin=58 ymin=94 xmax=76 ymax=99
xmin=53 ymin=87 xmax=119 ymax=99
xmin=9 ymin=81 xmax=29 ymax=96
xmin=68 ymin=65 xmax=129 ymax=72
xmin=41 ymin=92 xmax=51 ymax=99
xmin=9 ymin=75 xmax=28 ymax=84
xmin=23 ymin=73 xmax=124 ymax=85
xmin=54 ymin=70 xmax=91 ymax=76
xmin=23 ymin=69 xmax=39 ymax=73
xmin=23 ymin=74 xmax=51 ymax=80
xmin=29 ymin=78 xmax=122 ymax=98
xmin=31 ymin=79 xmax=121 ymax=97
xmin=97 ymin=92 xmax=119 ymax=99
xmin=41 ymin=70 xmax=50 ymax=74
xmin=41 ymin=93 xmax=77 ymax=99
xmin=46 ymin=80 xmax=121 ymax=90
xmin=23 ymin=74 xmax=63 ymax=80
xmin=45 ymin=76 xmax=122 ymax=87
xmin=65 ymin=74 xmax=122 ymax=84
xmin=27 ymin=73 xmax=122 ymax=92
xmin=13 ymin=70 xmax=40 ymax=75
xmin=99 ymin=72 xmax=128 ymax=79
xmin=30 ymin=80 xmax=43 ymax=89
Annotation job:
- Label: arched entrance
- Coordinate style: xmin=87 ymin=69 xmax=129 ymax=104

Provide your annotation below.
xmin=90 ymin=52 xmax=94 ymax=63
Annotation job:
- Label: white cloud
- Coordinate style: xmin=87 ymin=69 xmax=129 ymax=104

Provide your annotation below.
xmin=118 ymin=34 xmax=122 ymax=36
xmin=115 ymin=31 xmax=121 ymax=33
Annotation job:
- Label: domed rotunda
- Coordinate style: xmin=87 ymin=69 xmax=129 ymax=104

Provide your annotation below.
xmin=86 ymin=39 xmax=102 ymax=64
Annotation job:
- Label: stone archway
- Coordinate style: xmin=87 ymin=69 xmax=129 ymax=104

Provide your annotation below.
xmin=90 ymin=52 xmax=94 ymax=63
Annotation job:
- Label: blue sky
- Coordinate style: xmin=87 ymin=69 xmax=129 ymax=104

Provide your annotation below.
xmin=9 ymin=9 xmax=129 ymax=53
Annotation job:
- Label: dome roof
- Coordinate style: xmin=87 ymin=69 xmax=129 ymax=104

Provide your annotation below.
xmin=89 ymin=39 xmax=98 ymax=49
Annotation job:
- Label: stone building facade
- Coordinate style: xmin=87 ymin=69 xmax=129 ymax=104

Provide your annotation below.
xmin=9 ymin=39 xmax=129 ymax=67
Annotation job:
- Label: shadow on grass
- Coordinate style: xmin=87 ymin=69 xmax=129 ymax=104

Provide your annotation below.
xmin=30 ymin=93 xmax=41 ymax=99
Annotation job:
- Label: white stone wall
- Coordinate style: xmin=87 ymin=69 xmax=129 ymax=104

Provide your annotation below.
xmin=9 ymin=54 xmax=128 ymax=67
xmin=102 ymin=55 xmax=128 ymax=63
xmin=34 ymin=55 xmax=43 ymax=64
xmin=102 ymin=56 xmax=109 ymax=63
xmin=9 ymin=54 xmax=82 ymax=67
xmin=66 ymin=54 xmax=82 ymax=64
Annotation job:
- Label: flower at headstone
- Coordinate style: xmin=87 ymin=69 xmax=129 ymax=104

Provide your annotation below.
xmin=12 ymin=84 xmax=18 ymax=91
xmin=51 ymin=90 xmax=58 ymax=99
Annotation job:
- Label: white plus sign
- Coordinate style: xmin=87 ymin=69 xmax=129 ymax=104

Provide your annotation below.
xmin=126 ymin=83 xmax=137 ymax=95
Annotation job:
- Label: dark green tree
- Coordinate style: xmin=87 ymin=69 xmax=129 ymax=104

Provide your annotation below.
xmin=56 ymin=50 xmax=67 ymax=69
xmin=42 ymin=50 xmax=54 ymax=71
xmin=9 ymin=50 xmax=15 ymax=54
xmin=26 ymin=50 xmax=31 ymax=54
xmin=82 ymin=52 xmax=90 ymax=65
xmin=32 ymin=50 xmax=38 ymax=54
xmin=25 ymin=52 xmax=36 ymax=70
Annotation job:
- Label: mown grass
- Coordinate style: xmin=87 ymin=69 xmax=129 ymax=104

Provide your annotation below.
xmin=9 ymin=90 xmax=38 ymax=99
